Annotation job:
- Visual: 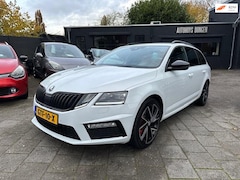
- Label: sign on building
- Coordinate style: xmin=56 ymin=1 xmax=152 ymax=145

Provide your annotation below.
xmin=176 ymin=26 xmax=208 ymax=34
xmin=215 ymin=3 xmax=238 ymax=13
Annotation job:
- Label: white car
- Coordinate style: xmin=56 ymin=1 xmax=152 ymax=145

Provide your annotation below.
xmin=32 ymin=41 xmax=211 ymax=149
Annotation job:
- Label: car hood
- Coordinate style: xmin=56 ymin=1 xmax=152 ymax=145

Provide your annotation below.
xmin=41 ymin=65 xmax=157 ymax=93
xmin=47 ymin=57 xmax=90 ymax=69
xmin=0 ymin=58 xmax=18 ymax=74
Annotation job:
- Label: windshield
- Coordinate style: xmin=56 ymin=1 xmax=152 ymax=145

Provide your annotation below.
xmin=95 ymin=45 xmax=170 ymax=68
xmin=45 ymin=44 xmax=85 ymax=58
xmin=0 ymin=45 xmax=15 ymax=59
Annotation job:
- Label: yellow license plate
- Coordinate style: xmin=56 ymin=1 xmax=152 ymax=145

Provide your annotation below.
xmin=36 ymin=106 xmax=58 ymax=125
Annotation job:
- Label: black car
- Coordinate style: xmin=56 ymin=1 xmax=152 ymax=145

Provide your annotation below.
xmin=32 ymin=42 xmax=90 ymax=79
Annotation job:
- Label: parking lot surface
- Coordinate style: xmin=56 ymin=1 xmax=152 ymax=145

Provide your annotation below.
xmin=0 ymin=70 xmax=240 ymax=180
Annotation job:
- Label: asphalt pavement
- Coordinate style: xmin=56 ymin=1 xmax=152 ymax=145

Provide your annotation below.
xmin=0 ymin=70 xmax=240 ymax=180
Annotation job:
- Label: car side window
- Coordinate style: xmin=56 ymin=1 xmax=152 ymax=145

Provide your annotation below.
xmin=40 ymin=45 xmax=45 ymax=56
xmin=35 ymin=45 xmax=41 ymax=54
xmin=35 ymin=45 xmax=44 ymax=55
xmin=195 ymin=50 xmax=207 ymax=65
xmin=168 ymin=47 xmax=187 ymax=66
xmin=185 ymin=47 xmax=200 ymax=66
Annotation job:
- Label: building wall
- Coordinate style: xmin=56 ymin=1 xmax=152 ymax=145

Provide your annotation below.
xmin=65 ymin=22 xmax=237 ymax=69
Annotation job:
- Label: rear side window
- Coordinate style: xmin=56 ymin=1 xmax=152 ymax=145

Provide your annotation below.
xmin=195 ymin=50 xmax=207 ymax=65
xmin=185 ymin=47 xmax=199 ymax=66
xmin=35 ymin=45 xmax=44 ymax=55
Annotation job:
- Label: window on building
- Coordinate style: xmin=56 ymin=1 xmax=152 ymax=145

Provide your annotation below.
xmin=76 ymin=36 xmax=86 ymax=53
xmin=193 ymin=42 xmax=220 ymax=56
xmin=93 ymin=35 xmax=128 ymax=50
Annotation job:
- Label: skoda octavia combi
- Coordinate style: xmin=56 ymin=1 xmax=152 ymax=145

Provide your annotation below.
xmin=32 ymin=41 xmax=211 ymax=148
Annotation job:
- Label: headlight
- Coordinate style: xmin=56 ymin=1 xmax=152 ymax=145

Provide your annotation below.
xmin=10 ymin=65 xmax=25 ymax=79
xmin=48 ymin=61 xmax=64 ymax=70
xmin=75 ymin=93 xmax=97 ymax=108
xmin=95 ymin=91 xmax=128 ymax=105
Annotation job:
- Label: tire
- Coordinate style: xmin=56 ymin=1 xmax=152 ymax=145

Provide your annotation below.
xmin=130 ymin=98 xmax=162 ymax=149
xmin=195 ymin=81 xmax=209 ymax=106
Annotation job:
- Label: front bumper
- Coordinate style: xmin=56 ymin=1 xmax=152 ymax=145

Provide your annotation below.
xmin=0 ymin=76 xmax=28 ymax=99
xmin=32 ymin=99 xmax=135 ymax=145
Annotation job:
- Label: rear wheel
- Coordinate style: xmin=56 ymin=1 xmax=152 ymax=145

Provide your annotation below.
xmin=196 ymin=81 xmax=209 ymax=106
xmin=130 ymin=98 xmax=162 ymax=149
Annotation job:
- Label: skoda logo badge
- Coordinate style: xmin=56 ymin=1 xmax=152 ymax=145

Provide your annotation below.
xmin=49 ymin=85 xmax=55 ymax=92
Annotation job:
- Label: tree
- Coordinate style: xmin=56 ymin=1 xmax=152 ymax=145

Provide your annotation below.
xmin=127 ymin=0 xmax=193 ymax=24
xmin=100 ymin=11 xmax=129 ymax=25
xmin=34 ymin=10 xmax=46 ymax=34
xmin=0 ymin=0 xmax=39 ymax=36
xmin=183 ymin=1 xmax=209 ymax=22
xmin=100 ymin=15 xmax=109 ymax=25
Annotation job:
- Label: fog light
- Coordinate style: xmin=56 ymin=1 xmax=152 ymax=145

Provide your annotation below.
xmin=87 ymin=122 xmax=117 ymax=129
xmin=10 ymin=88 xmax=17 ymax=94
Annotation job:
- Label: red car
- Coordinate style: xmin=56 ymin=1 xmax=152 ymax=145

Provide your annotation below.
xmin=0 ymin=42 xmax=28 ymax=99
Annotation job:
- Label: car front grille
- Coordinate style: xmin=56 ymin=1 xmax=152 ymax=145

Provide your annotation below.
xmin=36 ymin=85 xmax=82 ymax=111
xmin=0 ymin=87 xmax=11 ymax=96
xmin=0 ymin=87 xmax=18 ymax=96
xmin=36 ymin=116 xmax=80 ymax=140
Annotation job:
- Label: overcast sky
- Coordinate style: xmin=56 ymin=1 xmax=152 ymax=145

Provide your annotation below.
xmin=5 ymin=0 xmax=139 ymax=35
xmin=5 ymin=0 xmax=227 ymax=35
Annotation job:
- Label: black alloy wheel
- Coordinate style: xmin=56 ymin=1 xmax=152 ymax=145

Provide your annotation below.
xmin=131 ymin=98 xmax=162 ymax=149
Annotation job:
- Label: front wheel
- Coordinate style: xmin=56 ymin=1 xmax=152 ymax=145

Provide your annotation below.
xmin=130 ymin=98 xmax=162 ymax=149
xmin=195 ymin=81 xmax=209 ymax=106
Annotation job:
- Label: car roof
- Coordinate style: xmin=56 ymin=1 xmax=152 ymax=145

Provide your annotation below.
xmin=125 ymin=41 xmax=198 ymax=50
xmin=42 ymin=42 xmax=73 ymax=46
xmin=128 ymin=40 xmax=194 ymax=47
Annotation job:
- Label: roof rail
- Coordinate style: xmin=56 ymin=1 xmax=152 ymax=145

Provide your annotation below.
xmin=171 ymin=40 xmax=193 ymax=46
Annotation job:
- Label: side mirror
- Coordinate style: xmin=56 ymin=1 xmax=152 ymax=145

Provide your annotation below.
xmin=36 ymin=52 xmax=43 ymax=58
xmin=19 ymin=55 xmax=28 ymax=62
xmin=167 ymin=60 xmax=190 ymax=71
xmin=85 ymin=54 xmax=93 ymax=61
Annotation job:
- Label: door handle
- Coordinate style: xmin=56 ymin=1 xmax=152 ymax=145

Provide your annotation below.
xmin=188 ymin=73 xmax=193 ymax=78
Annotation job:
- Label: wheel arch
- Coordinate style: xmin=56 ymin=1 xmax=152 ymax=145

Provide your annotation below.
xmin=140 ymin=94 xmax=164 ymax=120
xmin=130 ymin=94 xmax=164 ymax=148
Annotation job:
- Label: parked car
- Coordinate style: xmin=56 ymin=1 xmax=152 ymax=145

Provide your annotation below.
xmin=0 ymin=42 xmax=28 ymax=99
xmin=86 ymin=48 xmax=110 ymax=62
xmin=32 ymin=41 xmax=211 ymax=149
xmin=32 ymin=42 xmax=90 ymax=79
